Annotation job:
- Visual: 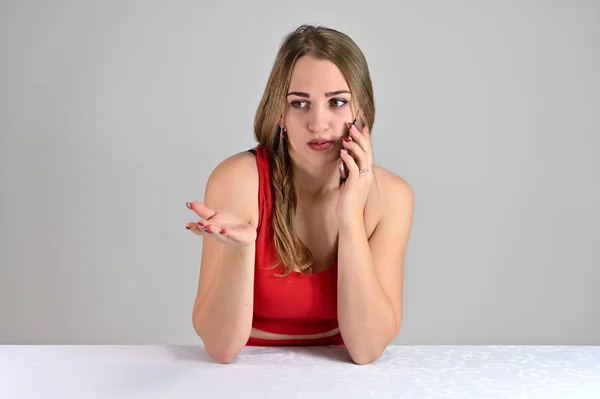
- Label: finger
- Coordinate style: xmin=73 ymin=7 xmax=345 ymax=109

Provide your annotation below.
xmin=218 ymin=226 xmax=243 ymax=244
xmin=186 ymin=201 xmax=218 ymax=220
xmin=342 ymin=140 xmax=368 ymax=170
xmin=201 ymin=221 xmax=222 ymax=236
xmin=187 ymin=220 xmax=231 ymax=241
xmin=220 ymin=224 xmax=257 ymax=245
xmin=362 ymin=125 xmax=371 ymax=137
xmin=202 ymin=223 xmax=233 ymax=243
xmin=341 ymin=139 xmax=364 ymax=157
xmin=348 ymin=122 xmax=373 ymax=167
xmin=348 ymin=123 xmax=371 ymax=152
xmin=185 ymin=221 xmax=208 ymax=236
xmin=340 ymin=148 xmax=359 ymax=176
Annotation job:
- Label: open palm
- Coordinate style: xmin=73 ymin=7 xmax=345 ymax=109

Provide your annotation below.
xmin=185 ymin=201 xmax=256 ymax=246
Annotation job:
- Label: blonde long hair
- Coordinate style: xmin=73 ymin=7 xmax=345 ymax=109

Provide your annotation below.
xmin=253 ymin=24 xmax=375 ymax=276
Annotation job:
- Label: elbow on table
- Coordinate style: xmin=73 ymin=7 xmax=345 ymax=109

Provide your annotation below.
xmin=197 ymin=331 xmax=247 ymax=364
xmin=204 ymin=344 xmax=242 ymax=364
xmin=192 ymin=319 xmax=247 ymax=364
xmin=349 ymin=345 xmax=386 ymax=365
xmin=348 ymin=326 xmax=400 ymax=365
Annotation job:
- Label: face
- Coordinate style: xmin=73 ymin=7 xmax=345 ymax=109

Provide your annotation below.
xmin=283 ymin=55 xmax=357 ymax=166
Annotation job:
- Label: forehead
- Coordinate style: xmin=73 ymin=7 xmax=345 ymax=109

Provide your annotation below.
xmin=288 ymin=55 xmax=349 ymax=92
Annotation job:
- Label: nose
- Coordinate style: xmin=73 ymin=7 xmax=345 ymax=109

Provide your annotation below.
xmin=307 ymin=106 xmax=329 ymax=134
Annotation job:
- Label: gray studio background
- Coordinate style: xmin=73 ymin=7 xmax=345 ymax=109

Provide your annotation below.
xmin=1 ymin=1 xmax=598 ymax=345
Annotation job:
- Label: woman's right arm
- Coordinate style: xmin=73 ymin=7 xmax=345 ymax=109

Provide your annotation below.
xmin=191 ymin=152 xmax=259 ymax=363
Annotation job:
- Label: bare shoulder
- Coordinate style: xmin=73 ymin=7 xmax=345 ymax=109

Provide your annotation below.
xmin=206 ymin=150 xmax=258 ymax=185
xmin=372 ymin=165 xmax=414 ymax=215
xmin=204 ymin=149 xmax=259 ymax=227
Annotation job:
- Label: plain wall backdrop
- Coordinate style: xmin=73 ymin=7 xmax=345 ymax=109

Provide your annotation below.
xmin=1 ymin=1 xmax=598 ymax=345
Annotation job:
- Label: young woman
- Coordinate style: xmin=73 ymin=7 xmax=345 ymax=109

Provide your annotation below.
xmin=185 ymin=25 xmax=414 ymax=364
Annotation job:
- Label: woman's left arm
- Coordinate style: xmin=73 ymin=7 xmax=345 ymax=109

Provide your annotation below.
xmin=337 ymin=171 xmax=414 ymax=365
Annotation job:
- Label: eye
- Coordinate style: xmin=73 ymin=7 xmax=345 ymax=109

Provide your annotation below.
xmin=329 ymin=98 xmax=349 ymax=107
xmin=290 ymin=100 xmax=308 ymax=109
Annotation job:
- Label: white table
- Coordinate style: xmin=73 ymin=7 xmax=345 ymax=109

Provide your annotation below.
xmin=1 ymin=345 xmax=599 ymax=398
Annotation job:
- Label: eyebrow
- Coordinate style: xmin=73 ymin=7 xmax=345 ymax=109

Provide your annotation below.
xmin=286 ymin=90 xmax=351 ymax=98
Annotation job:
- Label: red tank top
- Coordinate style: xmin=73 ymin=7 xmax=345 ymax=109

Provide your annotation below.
xmin=245 ymin=145 xmax=344 ymax=346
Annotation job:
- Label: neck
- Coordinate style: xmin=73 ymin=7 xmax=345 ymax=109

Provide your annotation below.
xmin=289 ymin=156 xmax=341 ymax=198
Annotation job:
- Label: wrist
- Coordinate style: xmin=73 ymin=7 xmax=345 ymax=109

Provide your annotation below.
xmin=222 ymin=242 xmax=255 ymax=263
xmin=337 ymin=213 xmax=364 ymax=231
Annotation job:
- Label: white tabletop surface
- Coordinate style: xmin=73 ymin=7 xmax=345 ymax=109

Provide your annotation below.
xmin=1 ymin=344 xmax=599 ymax=398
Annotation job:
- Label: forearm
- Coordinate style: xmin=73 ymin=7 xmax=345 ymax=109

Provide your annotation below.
xmin=193 ymin=245 xmax=255 ymax=362
xmin=337 ymin=218 xmax=396 ymax=364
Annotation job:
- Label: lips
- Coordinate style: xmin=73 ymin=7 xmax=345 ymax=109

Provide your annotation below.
xmin=307 ymin=139 xmax=335 ymax=151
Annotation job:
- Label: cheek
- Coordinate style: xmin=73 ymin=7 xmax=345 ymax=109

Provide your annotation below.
xmin=334 ymin=110 xmax=353 ymax=130
xmin=333 ymin=106 xmax=354 ymax=121
xmin=284 ymin=109 xmax=305 ymax=126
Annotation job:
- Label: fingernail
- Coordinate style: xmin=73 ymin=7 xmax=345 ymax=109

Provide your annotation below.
xmin=197 ymin=220 xmax=206 ymax=227
xmin=185 ymin=226 xmax=191 ymax=230
xmin=186 ymin=202 xmax=191 ymax=209
xmin=203 ymin=226 xmax=212 ymax=234
xmin=219 ymin=229 xmax=227 ymax=234
xmin=342 ymin=136 xmax=350 ymax=142
xmin=347 ymin=122 xmax=354 ymax=128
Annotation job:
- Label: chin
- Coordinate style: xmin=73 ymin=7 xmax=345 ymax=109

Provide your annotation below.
xmin=307 ymin=148 xmax=341 ymax=167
